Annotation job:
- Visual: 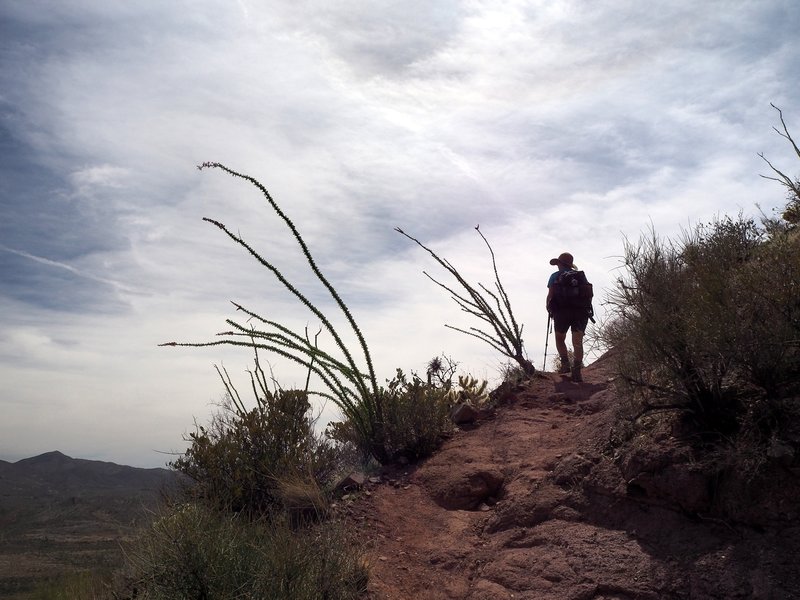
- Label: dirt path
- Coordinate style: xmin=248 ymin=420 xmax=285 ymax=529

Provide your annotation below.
xmin=348 ymin=358 xmax=799 ymax=599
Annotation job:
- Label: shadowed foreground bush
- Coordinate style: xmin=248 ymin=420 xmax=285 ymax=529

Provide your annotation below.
xmin=605 ymin=109 xmax=800 ymax=454
xmin=328 ymin=368 xmax=453 ymax=463
xmin=122 ymin=502 xmax=367 ymax=600
xmin=328 ymin=367 xmax=488 ymax=463
xmin=604 ymin=215 xmax=799 ymax=440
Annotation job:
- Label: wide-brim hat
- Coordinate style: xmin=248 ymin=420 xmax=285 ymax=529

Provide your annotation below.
xmin=549 ymin=252 xmax=576 ymax=269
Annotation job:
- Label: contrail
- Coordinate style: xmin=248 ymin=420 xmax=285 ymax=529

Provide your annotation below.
xmin=0 ymin=244 xmax=136 ymax=294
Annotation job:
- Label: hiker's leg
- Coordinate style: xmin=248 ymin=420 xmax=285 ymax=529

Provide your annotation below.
xmin=554 ymin=330 xmax=570 ymax=372
xmin=570 ymin=329 xmax=584 ymax=382
xmin=555 ymin=330 xmax=568 ymax=358
xmin=552 ymin=312 xmax=571 ymax=372
xmin=571 ymin=329 xmax=584 ymax=366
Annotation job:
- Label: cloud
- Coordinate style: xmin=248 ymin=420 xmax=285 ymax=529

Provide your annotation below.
xmin=0 ymin=0 xmax=798 ymax=466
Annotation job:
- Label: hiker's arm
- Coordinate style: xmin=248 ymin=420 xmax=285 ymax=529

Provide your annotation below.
xmin=546 ymin=287 xmax=554 ymax=312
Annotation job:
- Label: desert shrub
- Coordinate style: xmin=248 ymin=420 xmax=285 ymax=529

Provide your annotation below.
xmin=171 ymin=368 xmax=339 ymax=515
xmin=728 ymin=231 xmax=800 ymax=398
xmin=380 ymin=369 xmax=454 ymax=461
xmin=603 ymin=105 xmax=800 ymax=445
xmin=121 ymin=502 xmax=367 ymax=600
xmin=599 ymin=111 xmax=800 ymax=514
xmin=549 ymin=350 xmax=574 ymax=373
xmin=499 ymin=361 xmax=528 ymax=386
xmin=328 ymin=369 xmax=489 ymax=462
xmin=603 ymin=215 xmax=799 ymax=446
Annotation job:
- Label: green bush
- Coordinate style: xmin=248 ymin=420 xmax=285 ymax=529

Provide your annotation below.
xmin=381 ymin=369 xmax=455 ymax=461
xmin=728 ymin=230 xmax=800 ymax=398
xmin=171 ymin=379 xmax=339 ymax=516
xmin=122 ymin=502 xmax=367 ymax=600
xmin=603 ymin=214 xmax=800 ymax=444
xmin=328 ymin=367 xmax=490 ymax=463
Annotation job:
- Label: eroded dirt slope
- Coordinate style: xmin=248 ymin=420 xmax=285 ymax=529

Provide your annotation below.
xmin=348 ymin=357 xmax=799 ymax=600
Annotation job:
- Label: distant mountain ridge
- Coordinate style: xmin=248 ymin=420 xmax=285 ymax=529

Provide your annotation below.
xmin=0 ymin=450 xmax=178 ymax=499
xmin=0 ymin=451 xmax=182 ymax=596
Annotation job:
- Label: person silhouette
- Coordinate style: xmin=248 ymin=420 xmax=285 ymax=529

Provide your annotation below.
xmin=546 ymin=252 xmax=590 ymax=382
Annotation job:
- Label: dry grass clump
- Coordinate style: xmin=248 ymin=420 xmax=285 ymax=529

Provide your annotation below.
xmin=118 ymin=502 xmax=366 ymax=600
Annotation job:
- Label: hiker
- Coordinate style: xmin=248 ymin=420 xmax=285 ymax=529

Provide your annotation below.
xmin=546 ymin=252 xmax=593 ymax=382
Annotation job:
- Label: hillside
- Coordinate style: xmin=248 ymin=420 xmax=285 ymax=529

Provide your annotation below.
xmin=2 ymin=357 xmax=797 ymax=599
xmin=345 ymin=355 xmax=800 ymax=599
xmin=0 ymin=452 xmax=179 ymax=598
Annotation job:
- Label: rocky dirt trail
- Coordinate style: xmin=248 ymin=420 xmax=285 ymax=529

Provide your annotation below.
xmin=346 ymin=356 xmax=800 ymax=599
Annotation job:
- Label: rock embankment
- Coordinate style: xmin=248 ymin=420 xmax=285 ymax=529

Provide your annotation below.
xmin=346 ymin=357 xmax=799 ymax=599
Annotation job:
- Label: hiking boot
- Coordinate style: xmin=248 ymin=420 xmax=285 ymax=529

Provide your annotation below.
xmin=558 ymin=357 xmax=571 ymax=374
xmin=571 ymin=363 xmax=583 ymax=383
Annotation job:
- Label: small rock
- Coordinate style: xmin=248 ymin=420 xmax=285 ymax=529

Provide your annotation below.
xmin=451 ymin=402 xmax=479 ymax=424
xmin=336 ymin=471 xmax=366 ymax=491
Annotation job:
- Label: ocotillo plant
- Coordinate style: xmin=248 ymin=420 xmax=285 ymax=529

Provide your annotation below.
xmin=162 ymin=163 xmax=388 ymax=461
xmin=396 ymin=226 xmax=535 ymax=376
xmin=759 ymin=103 xmax=800 ymax=226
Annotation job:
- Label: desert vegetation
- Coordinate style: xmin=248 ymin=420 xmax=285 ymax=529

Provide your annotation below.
xmin=161 ymin=163 xmax=490 ymax=467
xmin=601 ymin=106 xmax=800 ymax=510
xmin=114 ymin=163 xmax=501 ymax=599
xmin=33 ymin=109 xmax=799 ymax=598
xmin=123 ymin=502 xmax=367 ymax=600
xmin=104 ymin=362 xmax=369 ymax=598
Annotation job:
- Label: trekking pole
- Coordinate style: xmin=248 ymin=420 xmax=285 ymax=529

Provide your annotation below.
xmin=542 ymin=313 xmax=552 ymax=371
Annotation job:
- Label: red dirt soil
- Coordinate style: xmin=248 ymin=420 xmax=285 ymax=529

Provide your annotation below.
xmin=344 ymin=355 xmax=800 ymax=599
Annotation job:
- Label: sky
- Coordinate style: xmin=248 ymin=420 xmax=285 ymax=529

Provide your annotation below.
xmin=1 ymin=1 xmax=798 ymax=468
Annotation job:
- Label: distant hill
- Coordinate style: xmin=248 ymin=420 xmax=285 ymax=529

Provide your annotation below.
xmin=0 ymin=450 xmax=177 ymax=500
xmin=0 ymin=451 xmax=183 ymax=599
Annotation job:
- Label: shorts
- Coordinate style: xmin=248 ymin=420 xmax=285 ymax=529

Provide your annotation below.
xmin=551 ymin=308 xmax=589 ymax=334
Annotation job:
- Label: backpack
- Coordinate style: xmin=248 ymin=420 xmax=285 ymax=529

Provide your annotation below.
xmin=551 ymin=270 xmax=593 ymax=311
